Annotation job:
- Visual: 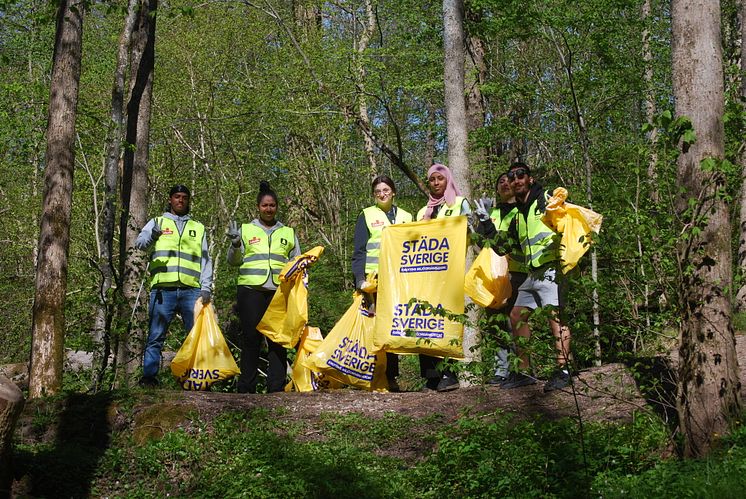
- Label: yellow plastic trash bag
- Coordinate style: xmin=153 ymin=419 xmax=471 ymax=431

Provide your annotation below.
xmin=285 ymin=326 xmax=344 ymax=392
xmin=302 ymin=293 xmax=389 ymax=391
xmin=258 ymin=246 xmax=325 ymax=348
xmin=374 ymin=217 xmax=467 ymax=358
xmin=542 ymin=187 xmax=603 ymax=273
xmin=464 ymin=247 xmax=511 ymax=309
xmin=171 ymin=304 xmax=240 ymax=390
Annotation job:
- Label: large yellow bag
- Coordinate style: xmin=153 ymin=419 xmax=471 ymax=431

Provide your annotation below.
xmin=258 ymin=246 xmax=324 ymax=348
xmin=302 ymin=293 xmax=389 ymax=391
xmin=464 ymin=247 xmax=511 ymax=309
xmin=374 ymin=217 xmax=467 ymax=358
xmin=285 ymin=326 xmax=344 ymax=392
xmin=542 ymin=187 xmax=603 ymax=273
xmin=171 ymin=304 xmax=240 ymax=390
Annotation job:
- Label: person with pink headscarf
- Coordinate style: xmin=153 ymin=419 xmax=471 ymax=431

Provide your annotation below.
xmin=417 ymin=163 xmax=471 ymax=392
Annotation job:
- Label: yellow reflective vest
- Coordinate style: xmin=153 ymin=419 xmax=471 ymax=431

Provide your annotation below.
xmin=416 ymin=196 xmax=466 ymax=221
xmin=362 ymin=205 xmax=413 ymax=273
xmin=149 ymin=217 xmax=204 ymax=288
xmin=238 ymin=223 xmax=296 ymax=286
xmin=489 ymin=207 xmax=527 ymax=273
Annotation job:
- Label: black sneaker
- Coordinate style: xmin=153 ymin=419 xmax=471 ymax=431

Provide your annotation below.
xmin=543 ymin=369 xmax=571 ymax=392
xmin=487 ymin=375 xmax=507 ymax=386
xmin=387 ymin=379 xmax=401 ymax=393
xmin=138 ymin=376 xmax=159 ymax=388
xmin=501 ymin=372 xmax=537 ymax=389
xmin=436 ymin=374 xmax=460 ymax=392
xmin=422 ymin=377 xmax=440 ymax=392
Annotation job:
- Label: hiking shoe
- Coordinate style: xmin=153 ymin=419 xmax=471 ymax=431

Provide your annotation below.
xmin=421 ymin=377 xmax=440 ymax=392
xmin=487 ymin=375 xmax=507 ymax=386
xmin=501 ymin=372 xmax=537 ymax=389
xmin=543 ymin=369 xmax=571 ymax=392
xmin=138 ymin=376 xmax=159 ymax=388
xmin=387 ymin=379 xmax=401 ymax=393
xmin=436 ymin=374 xmax=460 ymax=392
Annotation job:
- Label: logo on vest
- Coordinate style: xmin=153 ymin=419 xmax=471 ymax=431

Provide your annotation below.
xmin=248 ymin=236 xmax=261 ymax=245
xmin=371 ymin=219 xmax=385 ymax=228
xmin=162 ymin=228 xmax=174 ymax=235
xmin=189 ymin=229 xmax=196 ymax=238
xmin=281 ymin=238 xmax=288 ymax=245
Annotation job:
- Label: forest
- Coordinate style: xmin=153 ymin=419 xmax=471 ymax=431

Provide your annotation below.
xmin=1 ymin=0 xmax=745 ymax=496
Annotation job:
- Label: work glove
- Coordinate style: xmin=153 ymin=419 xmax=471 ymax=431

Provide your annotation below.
xmin=357 ymin=279 xmax=372 ymax=292
xmin=151 ymin=218 xmax=163 ymax=240
xmin=200 ymin=290 xmax=212 ymax=305
xmin=226 ymin=220 xmax=241 ymax=247
xmin=474 ymin=198 xmax=492 ymax=222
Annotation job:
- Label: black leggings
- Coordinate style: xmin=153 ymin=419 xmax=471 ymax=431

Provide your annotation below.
xmin=236 ymin=286 xmax=288 ymax=393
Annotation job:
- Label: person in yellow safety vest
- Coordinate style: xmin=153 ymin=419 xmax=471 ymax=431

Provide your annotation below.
xmin=498 ymin=162 xmax=572 ymax=392
xmin=417 ymin=163 xmax=471 ymax=392
xmin=227 ymin=181 xmax=301 ymax=394
xmin=135 ymin=184 xmax=214 ymax=388
xmin=473 ymin=172 xmax=528 ymax=386
xmin=352 ymin=175 xmax=413 ymax=392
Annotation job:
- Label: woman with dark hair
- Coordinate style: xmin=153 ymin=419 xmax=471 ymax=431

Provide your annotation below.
xmin=351 ymin=174 xmax=413 ymax=391
xmin=227 ymin=181 xmax=301 ymax=393
xmin=417 ymin=163 xmax=471 ymax=392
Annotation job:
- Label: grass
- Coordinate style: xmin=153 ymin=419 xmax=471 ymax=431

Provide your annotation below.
xmin=13 ymin=389 xmax=713 ymax=499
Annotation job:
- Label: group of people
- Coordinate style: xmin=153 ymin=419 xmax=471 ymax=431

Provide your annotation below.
xmin=135 ymin=161 xmax=572 ymax=394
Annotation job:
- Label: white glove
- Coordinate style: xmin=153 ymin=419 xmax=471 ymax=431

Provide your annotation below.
xmin=474 ymin=199 xmax=491 ymax=222
xmin=226 ymin=220 xmax=241 ymax=247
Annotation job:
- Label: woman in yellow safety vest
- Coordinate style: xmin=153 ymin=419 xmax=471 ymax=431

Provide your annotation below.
xmin=418 ymin=163 xmax=471 ymax=392
xmin=352 ymin=175 xmax=412 ymax=391
xmin=227 ymin=181 xmax=301 ymax=393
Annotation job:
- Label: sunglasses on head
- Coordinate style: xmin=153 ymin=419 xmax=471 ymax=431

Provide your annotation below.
xmin=507 ymin=168 xmax=529 ymax=181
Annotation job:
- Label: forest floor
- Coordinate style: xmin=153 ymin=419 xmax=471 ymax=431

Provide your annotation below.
xmin=10 ymin=335 xmax=746 ymax=461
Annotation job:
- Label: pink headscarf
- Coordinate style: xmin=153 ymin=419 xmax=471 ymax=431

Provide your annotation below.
xmin=422 ymin=163 xmax=462 ymax=220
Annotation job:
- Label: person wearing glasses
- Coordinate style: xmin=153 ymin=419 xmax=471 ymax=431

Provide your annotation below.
xmin=352 ymin=175 xmax=413 ymax=391
xmin=417 ymin=163 xmax=471 ymax=392
xmin=135 ymin=184 xmax=214 ymax=388
xmin=473 ymin=171 xmax=528 ymax=385
xmin=226 ymin=181 xmax=302 ymax=393
xmin=498 ymin=162 xmax=572 ymax=392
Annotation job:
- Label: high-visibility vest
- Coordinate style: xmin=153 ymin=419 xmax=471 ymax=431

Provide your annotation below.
xmin=489 ymin=206 xmax=526 ymax=273
xmin=237 ymin=223 xmax=296 ymax=286
xmin=362 ymin=205 xmax=413 ymax=273
xmin=514 ymin=192 xmax=560 ymax=269
xmin=416 ymin=196 xmax=465 ymax=221
xmin=149 ymin=217 xmax=204 ymax=288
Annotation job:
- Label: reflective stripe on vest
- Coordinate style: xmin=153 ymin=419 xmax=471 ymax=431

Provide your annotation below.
xmin=489 ymin=207 xmax=527 ymax=273
xmin=149 ymin=218 xmax=204 ymax=288
xmin=416 ymin=196 xmax=465 ymax=221
xmin=237 ymin=223 xmax=295 ymax=286
xmin=362 ymin=205 xmax=413 ymax=273
xmin=515 ymin=193 xmax=559 ymax=269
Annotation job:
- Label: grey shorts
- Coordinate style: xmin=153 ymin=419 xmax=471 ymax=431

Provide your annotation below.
xmin=514 ymin=267 xmax=560 ymax=309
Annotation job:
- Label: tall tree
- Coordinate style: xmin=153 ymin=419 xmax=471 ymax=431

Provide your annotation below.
xmin=736 ymin=0 xmax=746 ymax=310
xmin=672 ymin=0 xmax=741 ymax=457
xmin=116 ymin=0 xmax=157 ymax=383
xmin=28 ymin=0 xmax=85 ymax=398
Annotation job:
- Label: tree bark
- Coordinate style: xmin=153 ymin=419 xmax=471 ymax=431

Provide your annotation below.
xmin=117 ymin=0 xmax=157 ymax=385
xmin=29 ymin=0 xmax=84 ymax=398
xmin=355 ymin=0 xmax=378 ymax=176
xmin=0 ymin=375 xmax=24 ymax=496
xmin=672 ymin=0 xmax=741 ymax=457
xmin=735 ymin=0 xmax=746 ymax=310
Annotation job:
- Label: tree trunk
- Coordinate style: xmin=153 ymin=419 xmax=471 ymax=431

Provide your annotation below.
xmin=355 ymin=0 xmax=378 ymax=176
xmin=93 ymin=0 xmax=139 ymax=390
xmin=116 ymin=0 xmax=157 ymax=385
xmin=0 ymin=375 xmax=24 ymax=496
xmin=672 ymin=0 xmax=741 ymax=457
xmin=29 ymin=0 xmax=84 ymax=398
xmin=735 ymin=0 xmax=746 ymax=311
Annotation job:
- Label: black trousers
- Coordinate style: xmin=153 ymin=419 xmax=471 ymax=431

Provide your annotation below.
xmin=236 ymin=286 xmax=288 ymax=393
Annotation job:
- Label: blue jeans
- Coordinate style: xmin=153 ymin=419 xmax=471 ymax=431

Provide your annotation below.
xmin=143 ymin=287 xmax=200 ymax=378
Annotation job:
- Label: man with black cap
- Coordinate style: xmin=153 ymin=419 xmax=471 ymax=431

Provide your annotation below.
xmin=135 ymin=184 xmax=214 ymax=387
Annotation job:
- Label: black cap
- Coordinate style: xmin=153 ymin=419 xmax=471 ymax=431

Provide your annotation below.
xmin=169 ymin=184 xmax=191 ymax=197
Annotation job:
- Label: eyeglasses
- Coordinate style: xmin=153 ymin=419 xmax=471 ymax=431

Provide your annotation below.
xmin=374 ymin=188 xmax=392 ymax=195
xmin=507 ymin=168 xmax=529 ymax=181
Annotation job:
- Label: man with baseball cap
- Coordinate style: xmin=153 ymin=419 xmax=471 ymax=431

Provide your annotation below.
xmin=135 ymin=184 xmax=213 ymax=387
